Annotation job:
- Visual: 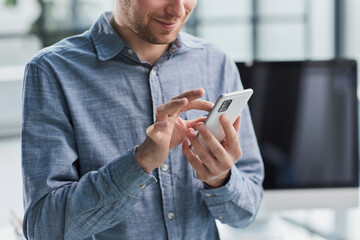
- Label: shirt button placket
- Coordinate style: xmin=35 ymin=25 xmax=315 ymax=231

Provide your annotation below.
xmin=168 ymin=212 xmax=175 ymax=220
xmin=151 ymin=69 xmax=156 ymax=76
xmin=159 ymin=159 xmax=177 ymax=238
xmin=149 ymin=66 xmax=177 ymax=238
xmin=149 ymin=67 xmax=161 ymax=122
xmin=161 ymin=164 xmax=169 ymax=172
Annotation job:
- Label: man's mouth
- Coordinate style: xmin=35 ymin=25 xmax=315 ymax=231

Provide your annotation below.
xmin=154 ymin=19 xmax=179 ymax=31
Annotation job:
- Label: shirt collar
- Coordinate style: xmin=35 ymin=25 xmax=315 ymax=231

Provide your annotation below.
xmin=90 ymin=12 xmax=203 ymax=61
xmin=90 ymin=12 xmax=128 ymax=61
xmin=178 ymin=32 xmax=204 ymax=50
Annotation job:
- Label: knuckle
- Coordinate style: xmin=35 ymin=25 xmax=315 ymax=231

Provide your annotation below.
xmin=213 ymin=146 xmax=223 ymax=157
xmin=156 ymin=106 xmax=162 ymax=114
xmin=199 ymin=154 xmax=210 ymax=164
xmin=231 ymin=133 xmax=239 ymax=143
xmin=224 ymin=161 xmax=233 ymax=171
xmin=235 ymin=147 xmax=243 ymax=160
xmin=238 ymin=149 xmax=243 ymax=159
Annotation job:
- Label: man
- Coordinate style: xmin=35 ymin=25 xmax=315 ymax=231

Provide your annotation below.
xmin=22 ymin=0 xmax=264 ymax=239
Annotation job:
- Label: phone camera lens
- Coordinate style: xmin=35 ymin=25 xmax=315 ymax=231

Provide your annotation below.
xmin=218 ymin=100 xmax=232 ymax=112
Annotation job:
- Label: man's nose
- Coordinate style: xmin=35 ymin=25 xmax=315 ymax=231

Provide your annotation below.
xmin=165 ymin=0 xmax=186 ymax=18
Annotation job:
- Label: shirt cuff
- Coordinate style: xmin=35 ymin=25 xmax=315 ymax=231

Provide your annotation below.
xmin=199 ymin=165 xmax=245 ymax=206
xmin=108 ymin=147 xmax=157 ymax=200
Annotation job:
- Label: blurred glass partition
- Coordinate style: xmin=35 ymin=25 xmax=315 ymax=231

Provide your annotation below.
xmin=190 ymin=0 xmax=335 ymax=61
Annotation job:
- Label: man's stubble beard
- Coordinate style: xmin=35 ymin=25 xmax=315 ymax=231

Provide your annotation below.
xmin=119 ymin=0 xmax=189 ymax=45
xmin=129 ymin=16 xmax=185 ymax=45
xmin=131 ymin=24 xmax=179 ymax=45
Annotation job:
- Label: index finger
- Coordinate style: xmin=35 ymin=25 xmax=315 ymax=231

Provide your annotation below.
xmin=172 ymin=88 xmax=205 ymax=102
xmin=156 ymin=98 xmax=188 ymax=121
xmin=181 ymin=99 xmax=214 ymax=112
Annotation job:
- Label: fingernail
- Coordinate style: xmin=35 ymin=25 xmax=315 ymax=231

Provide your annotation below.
xmin=198 ymin=124 xmax=205 ymax=131
xmin=222 ymin=114 xmax=229 ymax=122
xmin=158 ymin=121 xmax=167 ymax=127
xmin=188 ymin=129 xmax=196 ymax=136
xmin=175 ymin=99 xmax=186 ymax=105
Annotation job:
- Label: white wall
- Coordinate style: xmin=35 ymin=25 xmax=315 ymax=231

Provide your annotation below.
xmin=344 ymin=0 xmax=360 ymax=59
xmin=308 ymin=0 xmax=334 ymax=59
xmin=344 ymin=0 xmax=360 ymax=99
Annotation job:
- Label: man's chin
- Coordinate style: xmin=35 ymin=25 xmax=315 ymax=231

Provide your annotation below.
xmin=135 ymin=27 xmax=180 ymax=45
xmin=152 ymin=33 xmax=179 ymax=45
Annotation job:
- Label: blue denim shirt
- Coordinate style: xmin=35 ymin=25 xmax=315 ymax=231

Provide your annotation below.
xmin=22 ymin=12 xmax=264 ymax=240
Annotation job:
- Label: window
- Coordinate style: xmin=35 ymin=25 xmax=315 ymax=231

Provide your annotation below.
xmin=186 ymin=0 xmax=335 ymax=61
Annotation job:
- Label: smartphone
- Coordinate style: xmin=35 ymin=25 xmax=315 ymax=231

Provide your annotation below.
xmin=198 ymin=89 xmax=253 ymax=148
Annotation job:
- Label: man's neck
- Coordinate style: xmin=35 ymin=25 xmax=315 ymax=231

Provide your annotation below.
xmin=110 ymin=16 xmax=169 ymax=66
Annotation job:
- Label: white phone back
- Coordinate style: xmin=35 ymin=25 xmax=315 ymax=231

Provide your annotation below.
xmin=201 ymin=89 xmax=253 ymax=145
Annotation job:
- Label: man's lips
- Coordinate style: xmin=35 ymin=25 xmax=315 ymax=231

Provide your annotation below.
xmin=154 ymin=19 xmax=179 ymax=30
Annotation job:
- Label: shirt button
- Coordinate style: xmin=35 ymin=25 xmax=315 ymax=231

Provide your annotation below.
xmin=218 ymin=216 xmax=224 ymax=220
xmin=128 ymin=49 xmax=134 ymax=55
xmin=205 ymin=193 xmax=213 ymax=197
xmin=161 ymin=164 xmax=169 ymax=171
xmin=140 ymin=184 xmax=146 ymax=189
xmin=151 ymin=69 xmax=156 ymax=76
xmin=168 ymin=212 xmax=175 ymax=220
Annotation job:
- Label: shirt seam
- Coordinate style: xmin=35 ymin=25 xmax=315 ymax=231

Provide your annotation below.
xmin=27 ymin=62 xmax=59 ymax=86
xmin=29 ymin=38 xmax=92 ymax=66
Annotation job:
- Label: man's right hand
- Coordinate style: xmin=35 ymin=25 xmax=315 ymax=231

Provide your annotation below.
xmin=136 ymin=89 xmax=213 ymax=174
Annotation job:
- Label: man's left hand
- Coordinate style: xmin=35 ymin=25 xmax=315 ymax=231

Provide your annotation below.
xmin=182 ymin=114 xmax=242 ymax=188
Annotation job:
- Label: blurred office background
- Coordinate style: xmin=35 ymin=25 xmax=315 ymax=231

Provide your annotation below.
xmin=0 ymin=0 xmax=359 ymax=239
